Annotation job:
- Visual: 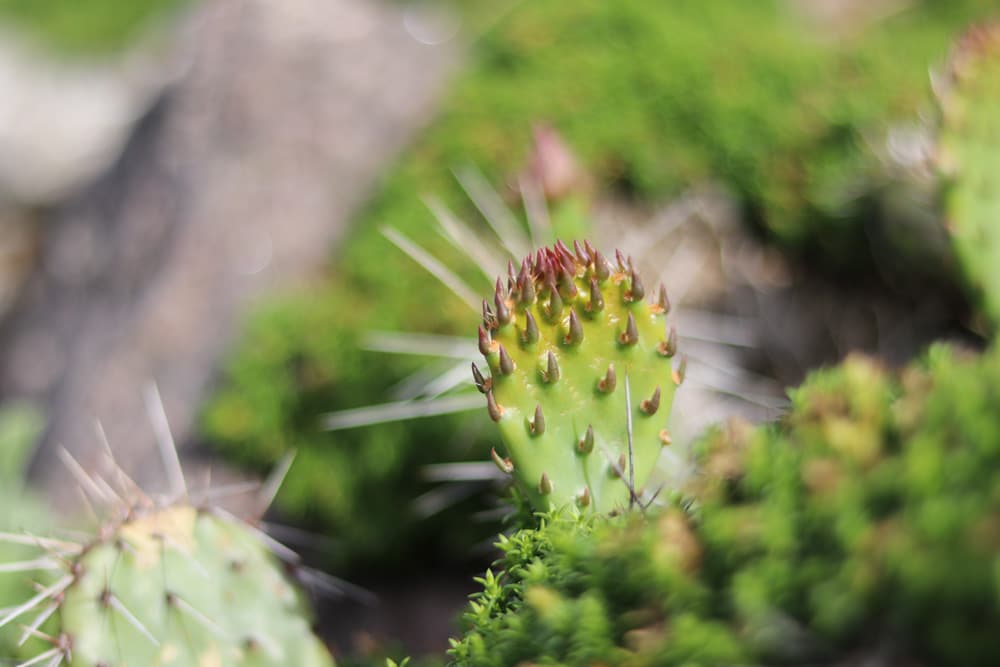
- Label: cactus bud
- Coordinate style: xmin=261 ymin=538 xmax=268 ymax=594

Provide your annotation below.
xmin=565 ymin=310 xmax=584 ymax=345
xmin=578 ymin=425 xmax=595 ymax=455
xmin=640 ymin=386 xmax=661 ymax=415
xmin=538 ymin=472 xmax=553 ymax=496
xmin=491 ymin=447 xmax=514 ymax=474
xmin=620 ymin=312 xmax=639 ymax=346
xmin=545 ymin=350 xmax=561 ymax=384
xmin=472 ymin=362 xmax=489 ymax=393
xmin=521 ymin=309 xmax=540 ymax=345
xmin=530 ymin=404 xmax=546 ymax=436
xmin=498 ymin=344 xmax=515 ymax=375
xmin=658 ymin=325 xmax=678 ymax=358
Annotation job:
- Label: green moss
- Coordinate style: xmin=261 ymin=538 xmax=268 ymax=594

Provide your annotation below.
xmin=367 ymin=0 xmax=994 ymax=269
xmin=452 ymin=345 xmax=1000 ymax=665
xmin=0 ymin=0 xmax=184 ymax=54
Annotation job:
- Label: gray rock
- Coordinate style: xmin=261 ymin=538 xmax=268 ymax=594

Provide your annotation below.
xmin=0 ymin=0 xmax=458 ymax=506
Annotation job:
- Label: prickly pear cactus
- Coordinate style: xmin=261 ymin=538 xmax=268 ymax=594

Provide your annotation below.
xmin=453 ymin=345 xmax=1000 ymax=667
xmin=938 ymin=22 xmax=1000 ymax=327
xmin=474 ymin=241 xmax=682 ymax=513
xmin=2 ymin=504 xmax=334 ymax=667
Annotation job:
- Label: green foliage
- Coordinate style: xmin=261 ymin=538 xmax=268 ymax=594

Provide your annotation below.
xmin=372 ymin=0 xmax=994 ymax=268
xmin=938 ymin=22 xmax=1000 ymax=327
xmin=0 ymin=403 xmax=55 ymax=656
xmin=203 ymin=0 xmax=994 ymax=575
xmin=202 ymin=283 xmax=499 ymax=573
xmin=0 ymin=0 xmax=184 ymax=54
xmin=6 ymin=505 xmax=334 ymax=667
xmin=479 ymin=242 xmax=679 ymax=513
xmin=452 ymin=345 xmax=1000 ymax=666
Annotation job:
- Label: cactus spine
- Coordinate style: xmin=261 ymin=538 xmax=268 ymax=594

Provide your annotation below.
xmin=476 ymin=241 xmax=681 ymax=513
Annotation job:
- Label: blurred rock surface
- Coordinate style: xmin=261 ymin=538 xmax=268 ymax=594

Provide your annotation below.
xmin=0 ymin=0 xmax=458 ymax=508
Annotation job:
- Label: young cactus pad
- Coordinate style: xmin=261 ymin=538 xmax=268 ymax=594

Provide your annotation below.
xmin=475 ymin=241 xmax=682 ymax=513
xmin=1 ymin=506 xmax=334 ymax=667
xmin=938 ymin=22 xmax=1000 ymax=327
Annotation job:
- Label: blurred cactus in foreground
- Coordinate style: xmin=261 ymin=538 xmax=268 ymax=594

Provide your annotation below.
xmin=451 ymin=345 xmax=1000 ymax=666
xmin=0 ymin=398 xmax=335 ymax=667
xmin=1 ymin=506 xmax=334 ymax=667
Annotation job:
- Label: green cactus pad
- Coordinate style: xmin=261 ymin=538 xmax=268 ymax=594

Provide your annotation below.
xmin=475 ymin=241 xmax=682 ymax=513
xmin=938 ymin=22 xmax=1000 ymax=327
xmin=4 ymin=505 xmax=334 ymax=667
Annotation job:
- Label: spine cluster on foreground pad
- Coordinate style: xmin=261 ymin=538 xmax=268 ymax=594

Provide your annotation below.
xmin=0 ymin=503 xmax=334 ymax=667
xmin=474 ymin=241 xmax=682 ymax=513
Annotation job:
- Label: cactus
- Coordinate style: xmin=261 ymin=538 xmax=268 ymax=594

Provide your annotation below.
xmin=475 ymin=241 xmax=682 ymax=514
xmin=938 ymin=22 xmax=1000 ymax=328
xmin=0 ymin=408 xmax=336 ymax=667
xmin=452 ymin=344 xmax=1000 ymax=666
xmin=0 ymin=505 xmax=334 ymax=667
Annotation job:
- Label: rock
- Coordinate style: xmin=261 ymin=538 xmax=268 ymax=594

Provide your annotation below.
xmin=0 ymin=0 xmax=458 ymax=507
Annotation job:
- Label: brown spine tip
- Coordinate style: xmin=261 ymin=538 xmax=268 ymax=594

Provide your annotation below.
xmin=538 ymin=472 xmax=553 ymax=495
xmin=518 ymin=261 xmax=536 ymax=305
xmin=619 ymin=312 xmax=639 ymax=345
xmin=545 ymin=350 xmax=561 ymax=383
xmin=498 ymin=344 xmax=515 ymax=375
xmin=640 ymin=386 xmax=661 ymax=415
xmin=478 ymin=326 xmax=493 ymax=356
xmin=659 ymin=429 xmax=672 ymax=446
xmin=627 ymin=268 xmax=645 ymax=301
xmin=471 ymin=363 xmax=489 ymax=393
xmin=547 ymin=281 xmax=564 ymax=319
xmin=494 ymin=281 xmax=511 ymax=326
xmin=573 ymin=240 xmax=588 ymax=264
xmin=486 ymin=390 xmax=503 ymax=422
xmin=588 ymin=277 xmax=605 ymax=313
xmin=576 ymin=487 xmax=591 ymax=508
xmin=558 ymin=266 xmax=579 ymax=299
xmin=598 ymin=364 xmax=617 ymax=393
xmin=657 ymin=284 xmax=671 ymax=315
xmin=530 ymin=404 xmax=545 ymax=436
xmin=491 ymin=447 xmax=514 ymax=474
xmin=564 ymin=310 xmax=584 ymax=345
xmin=593 ymin=250 xmax=610 ymax=281
xmin=577 ymin=424 xmax=595 ymax=454
xmin=657 ymin=325 xmax=678 ymax=358
xmin=522 ymin=309 xmax=540 ymax=345
xmin=672 ymin=356 xmax=687 ymax=386
xmin=615 ymin=249 xmax=628 ymax=272
xmin=482 ymin=300 xmax=497 ymax=331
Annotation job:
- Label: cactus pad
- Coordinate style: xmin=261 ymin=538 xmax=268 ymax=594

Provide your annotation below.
xmin=475 ymin=241 xmax=682 ymax=513
xmin=938 ymin=22 xmax=1000 ymax=327
xmin=2 ymin=504 xmax=334 ymax=667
